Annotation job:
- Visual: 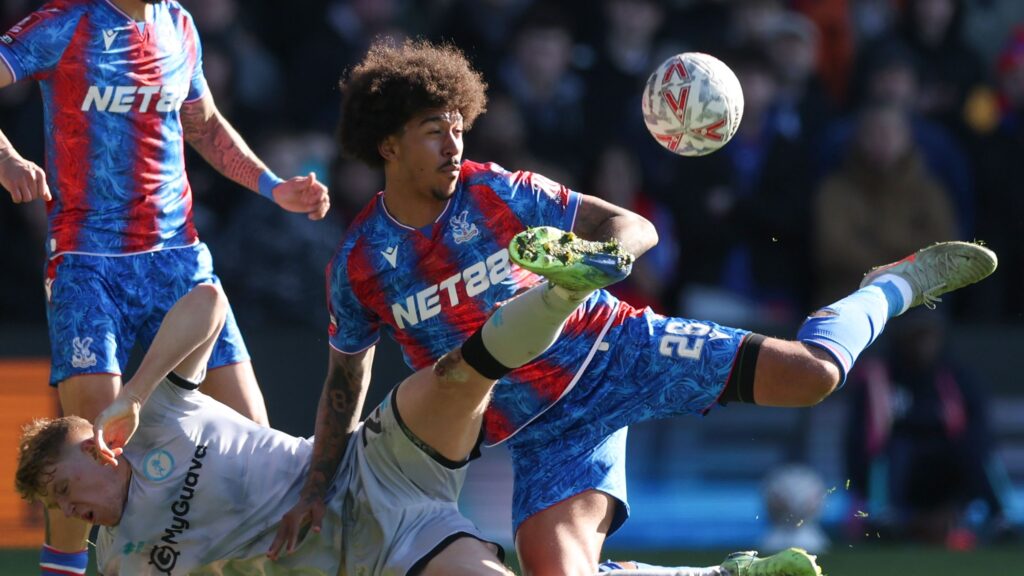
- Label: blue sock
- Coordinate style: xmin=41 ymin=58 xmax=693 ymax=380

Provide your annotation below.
xmin=797 ymin=285 xmax=892 ymax=385
xmin=873 ymin=278 xmax=907 ymax=317
xmin=40 ymin=545 xmax=88 ymax=575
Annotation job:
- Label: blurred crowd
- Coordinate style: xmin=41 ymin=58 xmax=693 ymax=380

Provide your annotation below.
xmin=2 ymin=0 xmax=1024 ymax=331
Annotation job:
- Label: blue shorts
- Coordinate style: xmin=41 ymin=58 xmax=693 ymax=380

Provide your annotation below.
xmin=506 ymin=305 xmax=751 ymax=534
xmin=44 ymin=243 xmax=249 ymax=386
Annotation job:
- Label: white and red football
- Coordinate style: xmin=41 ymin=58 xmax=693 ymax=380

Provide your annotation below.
xmin=641 ymin=52 xmax=744 ymax=157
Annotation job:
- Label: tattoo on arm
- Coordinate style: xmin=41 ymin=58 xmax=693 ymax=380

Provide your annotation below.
xmin=180 ymin=97 xmax=267 ymax=193
xmin=303 ymin=350 xmax=373 ymax=498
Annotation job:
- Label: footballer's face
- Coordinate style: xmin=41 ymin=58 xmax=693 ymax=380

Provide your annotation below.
xmin=43 ymin=430 xmax=129 ymax=527
xmin=387 ymin=109 xmax=464 ymax=202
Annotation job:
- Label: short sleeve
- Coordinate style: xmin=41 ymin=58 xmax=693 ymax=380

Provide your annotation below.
xmin=180 ymin=11 xmax=206 ymax=102
xmin=480 ymin=163 xmax=580 ymax=231
xmin=0 ymin=3 xmax=84 ymax=82
xmin=327 ymin=253 xmax=381 ymax=354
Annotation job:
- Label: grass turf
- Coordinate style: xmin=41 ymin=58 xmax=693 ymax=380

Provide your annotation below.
xmin=2 ymin=544 xmax=1022 ymax=575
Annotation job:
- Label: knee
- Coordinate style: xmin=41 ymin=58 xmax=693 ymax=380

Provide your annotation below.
xmin=189 ymin=283 xmax=227 ymax=320
xmin=432 ymin=348 xmax=472 ymax=395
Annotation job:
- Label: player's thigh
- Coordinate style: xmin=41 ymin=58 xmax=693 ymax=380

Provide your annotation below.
xmin=418 ymin=536 xmax=511 ymax=576
xmin=46 ymin=254 xmax=138 ymax=388
xmin=58 ymin=374 xmax=121 ymax=421
xmin=201 ymin=360 xmax=268 ymax=425
xmin=394 ymin=359 xmax=493 ymax=463
xmin=596 ymin=311 xmax=751 ymax=425
xmin=515 ymin=490 xmax=617 ymax=576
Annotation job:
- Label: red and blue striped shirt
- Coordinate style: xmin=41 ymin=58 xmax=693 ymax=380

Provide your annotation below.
xmin=0 ymin=0 xmax=205 ymax=257
xmin=328 ymin=161 xmax=626 ymax=444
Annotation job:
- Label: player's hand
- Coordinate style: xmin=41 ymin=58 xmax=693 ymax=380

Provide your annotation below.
xmin=267 ymin=491 xmax=325 ymax=560
xmin=92 ymin=392 xmax=144 ymax=467
xmin=0 ymin=154 xmax=51 ymax=203
xmin=271 ymin=172 xmax=330 ymax=220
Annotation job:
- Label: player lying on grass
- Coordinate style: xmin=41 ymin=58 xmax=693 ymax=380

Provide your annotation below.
xmin=15 ymin=239 xmax=821 ymax=576
xmin=303 ymin=38 xmax=999 ymax=576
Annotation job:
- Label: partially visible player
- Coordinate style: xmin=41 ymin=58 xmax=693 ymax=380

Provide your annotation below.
xmin=0 ymin=0 xmax=328 ymax=571
xmin=283 ymin=39 xmax=998 ymax=576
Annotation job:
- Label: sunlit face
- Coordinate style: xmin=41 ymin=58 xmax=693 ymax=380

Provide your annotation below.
xmin=41 ymin=430 xmax=129 ymax=527
xmin=388 ymin=109 xmax=464 ymax=201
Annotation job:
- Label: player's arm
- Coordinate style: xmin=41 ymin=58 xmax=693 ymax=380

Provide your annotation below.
xmin=573 ymin=193 xmax=658 ymax=259
xmin=0 ymin=65 xmax=50 ymax=204
xmin=179 ymin=92 xmax=330 ymax=220
xmin=268 ymin=345 xmax=375 ymax=559
xmin=92 ymin=284 xmax=228 ymax=465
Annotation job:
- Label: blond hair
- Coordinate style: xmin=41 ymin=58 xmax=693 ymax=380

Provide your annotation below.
xmin=15 ymin=416 xmax=90 ymax=501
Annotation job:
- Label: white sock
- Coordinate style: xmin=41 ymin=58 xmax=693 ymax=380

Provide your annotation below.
xmin=480 ymin=283 xmax=590 ymax=368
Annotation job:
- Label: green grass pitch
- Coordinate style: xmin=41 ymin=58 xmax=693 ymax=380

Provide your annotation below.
xmin=2 ymin=544 xmax=1022 ymax=575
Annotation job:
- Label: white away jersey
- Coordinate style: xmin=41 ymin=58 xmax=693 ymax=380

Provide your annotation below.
xmin=95 ymin=380 xmax=348 ymax=575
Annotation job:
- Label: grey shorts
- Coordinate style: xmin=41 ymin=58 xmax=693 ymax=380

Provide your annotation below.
xmin=341 ymin=389 xmax=502 ymax=575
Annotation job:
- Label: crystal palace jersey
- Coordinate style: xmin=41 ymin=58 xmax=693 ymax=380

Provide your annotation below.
xmin=328 ymin=160 xmax=626 ymax=444
xmin=0 ymin=0 xmax=205 ymax=257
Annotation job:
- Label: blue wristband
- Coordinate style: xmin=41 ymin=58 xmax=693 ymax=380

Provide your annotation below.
xmin=40 ymin=545 xmax=88 ymax=575
xmin=258 ymin=170 xmax=285 ymax=200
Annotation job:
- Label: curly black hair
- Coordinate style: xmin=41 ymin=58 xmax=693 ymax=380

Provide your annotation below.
xmin=338 ymin=38 xmax=488 ymax=168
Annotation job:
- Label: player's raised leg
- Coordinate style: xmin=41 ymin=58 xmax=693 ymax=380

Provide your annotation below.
xmin=755 ymin=241 xmax=999 ymax=407
xmin=391 ymin=234 xmax=631 ymax=574
xmin=398 ymin=229 xmax=632 ymax=463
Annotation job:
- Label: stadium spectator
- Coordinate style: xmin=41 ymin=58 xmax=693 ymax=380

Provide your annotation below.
xmin=582 ymin=0 xmax=672 ymax=145
xmin=825 ymin=40 xmax=975 ymax=236
xmin=497 ymin=4 xmax=588 ymax=183
xmin=790 ymin=0 xmax=854 ymax=107
xmin=812 ymin=99 xmax=957 ymax=306
xmin=844 ymin=308 xmax=1014 ymax=546
xmin=0 ymin=0 xmax=329 ymax=571
xmin=962 ymin=0 xmax=1024 ymax=72
xmin=213 ymin=133 xmax=343 ymax=329
xmin=763 ymin=11 xmax=834 ymax=150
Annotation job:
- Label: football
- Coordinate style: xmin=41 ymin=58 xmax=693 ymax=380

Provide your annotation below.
xmin=641 ymin=52 xmax=744 ymax=157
